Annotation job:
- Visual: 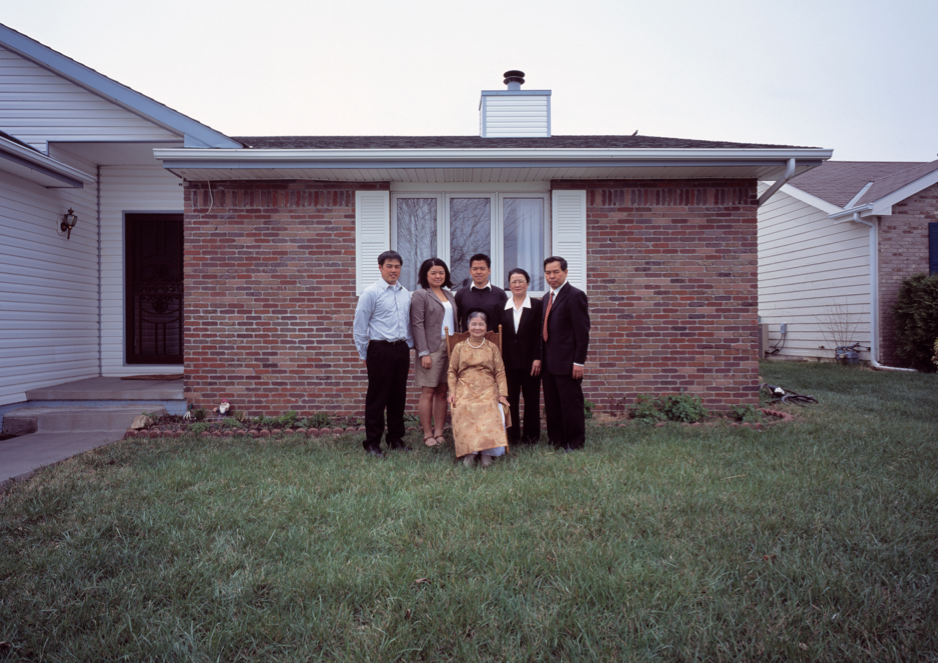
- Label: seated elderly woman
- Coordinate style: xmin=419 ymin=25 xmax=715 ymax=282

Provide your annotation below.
xmin=446 ymin=310 xmax=511 ymax=467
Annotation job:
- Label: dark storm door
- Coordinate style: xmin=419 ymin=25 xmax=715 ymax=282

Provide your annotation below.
xmin=125 ymin=213 xmax=184 ymax=364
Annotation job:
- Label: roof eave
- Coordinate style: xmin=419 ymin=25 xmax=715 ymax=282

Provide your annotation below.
xmin=859 ymin=166 xmax=938 ymax=215
xmin=0 ymin=135 xmax=96 ymax=187
xmin=772 ymin=182 xmax=843 ymax=214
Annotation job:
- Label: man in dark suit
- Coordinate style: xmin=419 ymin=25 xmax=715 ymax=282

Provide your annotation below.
xmin=540 ymin=256 xmax=590 ymax=451
xmin=453 ymin=253 xmax=507 ymax=333
xmin=501 ymin=268 xmax=543 ymax=445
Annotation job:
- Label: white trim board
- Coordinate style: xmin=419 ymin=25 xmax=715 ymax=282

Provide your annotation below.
xmin=770 ymin=182 xmax=843 ymax=215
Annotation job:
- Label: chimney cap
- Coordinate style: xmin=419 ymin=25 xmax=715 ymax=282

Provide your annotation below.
xmin=503 ymin=70 xmax=525 ymax=86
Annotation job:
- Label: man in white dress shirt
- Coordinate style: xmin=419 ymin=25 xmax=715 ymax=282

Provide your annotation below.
xmin=353 ymin=251 xmax=414 ymax=457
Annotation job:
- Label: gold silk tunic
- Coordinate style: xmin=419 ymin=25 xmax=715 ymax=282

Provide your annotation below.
xmin=447 ymin=338 xmax=512 ymax=458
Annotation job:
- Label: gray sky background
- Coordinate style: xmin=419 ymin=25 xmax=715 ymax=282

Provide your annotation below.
xmin=5 ymin=0 xmax=936 ymax=162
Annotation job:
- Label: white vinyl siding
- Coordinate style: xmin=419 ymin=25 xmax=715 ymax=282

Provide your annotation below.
xmin=550 ymin=190 xmax=587 ymax=291
xmin=0 ymin=45 xmax=179 ymax=150
xmin=355 ymin=191 xmax=391 ymax=295
xmin=480 ymin=95 xmax=550 ymax=138
xmin=0 ymin=169 xmax=99 ymax=406
xmin=758 ymin=186 xmax=871 ymax=360
xmin=99 ymin=165 xmax=184 ymax=375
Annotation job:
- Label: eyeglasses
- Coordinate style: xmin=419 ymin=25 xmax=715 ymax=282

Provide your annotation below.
xmin=509 ymin=280 xmax=527 ymax=285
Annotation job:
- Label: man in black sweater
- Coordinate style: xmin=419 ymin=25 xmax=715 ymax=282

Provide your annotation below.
xmin=453 ymin=253 xmax=508 ymax=332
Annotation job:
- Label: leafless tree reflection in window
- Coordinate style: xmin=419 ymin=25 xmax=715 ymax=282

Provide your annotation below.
xmin=503 ymin=198 xmax=545 ymax=291
xmin=449 ymin=198 xmax=491 ymax=290
xmin=395 ymin=198 xmax=437 ymax=292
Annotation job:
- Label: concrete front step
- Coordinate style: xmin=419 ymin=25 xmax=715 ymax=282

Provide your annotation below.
xmin=2 ymin=404 xmax=167 ymax=436
xmin=25 ymin=377 xmax=183 ymax=401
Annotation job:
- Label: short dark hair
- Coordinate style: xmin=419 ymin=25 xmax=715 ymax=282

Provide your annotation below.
xmin=378 ymin=250 xmax=403 ymax=266
xmin=469 ymin=253 xmax=491 ymax=268
xmin=417 ymin=258 xmax=453 ymax=289
xmin=507 ymin=268 xmax=530 ymax=285
xmin=467 ymin=310 xmax=488 ymax=324
xmin=544 ymin=256 xmax=568 ymax=272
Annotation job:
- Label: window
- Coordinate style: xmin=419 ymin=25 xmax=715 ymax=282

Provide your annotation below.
xmin=354 ymin=188 xmax=586 ymax=295
xmin=391 ymin=191 xmax=549 ymax=293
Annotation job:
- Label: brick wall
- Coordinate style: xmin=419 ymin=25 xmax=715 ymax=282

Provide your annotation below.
xmin=878 ymin=181 xmax=938 ymax=365
xmin=184 ymin=178 xmax=760 ymax=417
xmin=554 ymin=179 xmax=760 ymax=411
xmin=183 ymin=180 xmax=386 ymax=416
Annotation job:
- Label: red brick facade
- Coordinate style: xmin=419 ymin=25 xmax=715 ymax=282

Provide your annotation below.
xmin=878 ymin=181 xmax=938 ymax=365
xmin=183 ymin=181 xmax=387 ymax=415
xmin=554 ymin=179 xmax=760 ymax=412
xmin=183 ymin=178 xmax=760 ymax=416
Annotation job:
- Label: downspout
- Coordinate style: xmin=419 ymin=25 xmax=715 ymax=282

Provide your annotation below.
xmin=97 ymin=164 xmax=103 ymax=377
xmin=756 ymin=158 xmax=797 ymax=207
xmin=851 ymin=213 xmax=916 ymax=372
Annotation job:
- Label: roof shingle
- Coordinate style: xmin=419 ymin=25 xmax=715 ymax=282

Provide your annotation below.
xmin=789 ymin=161 xmax=925 ymax=207
xmin=231 ymin=134 xmax=816 ymax=151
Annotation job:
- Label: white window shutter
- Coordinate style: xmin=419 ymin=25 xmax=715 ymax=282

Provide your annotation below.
xmin=551 ymin=190 xmax=587 ymax=291
xmin=355 ymin=191 xmax=390 ymax=295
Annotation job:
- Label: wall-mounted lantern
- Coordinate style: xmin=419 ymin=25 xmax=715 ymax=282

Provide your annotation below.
xmin=60 ymin=208 xmax=78 ymax=240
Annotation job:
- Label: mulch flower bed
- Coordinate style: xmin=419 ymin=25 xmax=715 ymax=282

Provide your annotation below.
xmin=127 ymin=405 xmax=797 ymax=440
xmin=124 ymin=414 xmax=373 ymax=440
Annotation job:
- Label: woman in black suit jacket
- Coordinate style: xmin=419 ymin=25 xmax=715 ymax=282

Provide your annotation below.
xmin=501 ymin=268 xmax=543 ymax=444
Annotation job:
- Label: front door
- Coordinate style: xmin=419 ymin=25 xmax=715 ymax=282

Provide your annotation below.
xmin=125 ymin=213 xmax=183 ymax=364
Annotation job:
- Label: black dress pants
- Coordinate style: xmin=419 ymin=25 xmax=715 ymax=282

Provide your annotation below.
xmin=505 ymin=366 xmax=541 ymax=444
xmin=364 ymin=340 xmax=409 ymax=451
xmin=541 ymin=354 xmax=585 ymax=449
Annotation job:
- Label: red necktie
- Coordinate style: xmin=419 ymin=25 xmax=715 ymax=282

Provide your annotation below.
xmin=542 ymin=291 xmax=554 ymax=342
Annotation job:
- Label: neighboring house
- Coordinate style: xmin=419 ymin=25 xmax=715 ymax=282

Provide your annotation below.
xmin=2 ymin=26 xmax=834 ymax=417
xmin=758 ymin=160 xmax=938 ymax=366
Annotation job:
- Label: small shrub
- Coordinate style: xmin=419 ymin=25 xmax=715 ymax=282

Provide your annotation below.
xmin=584 ymin=400 xmax=595 ymax=419
xmin=192 ymin=408 xmax=207 ymax=422
xmin=189 ymin=422 xmax=210 ymax=435
xmin=660 ymin=393 xmax=708 ymax=423
xmin=629 ymin=395 xmax=667 ymax=425
xmin=303 ymin=413 xmax=331 ymax=429
xmin=629 ymin=393 xmax=708 ymax=424
xmin=229 ymin=410 xmax=246 ymax=422
xmin=729 ymin=403 xmax=762 ymax=423
xmin=277 ymin=410 xmax=299 ymax=427
xmin=892 ymin=272 xmax=938 ymax=372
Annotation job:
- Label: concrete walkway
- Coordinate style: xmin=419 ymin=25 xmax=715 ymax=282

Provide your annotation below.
xmin=0 ymin=430 xmax=127 ymax=488
xmin=0 ymin=376 xmax=183 ymax=491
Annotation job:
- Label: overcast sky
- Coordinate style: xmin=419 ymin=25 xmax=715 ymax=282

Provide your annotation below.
xmin=5 ymin=0 xmax=937 ymax=162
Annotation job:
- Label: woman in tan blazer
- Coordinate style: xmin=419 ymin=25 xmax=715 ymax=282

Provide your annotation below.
xmin=410 ymin=258 xmax=459 ymax=447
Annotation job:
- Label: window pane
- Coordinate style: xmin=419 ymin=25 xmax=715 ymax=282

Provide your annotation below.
xmin=449 ymin=198 xmax=492 ymax=290
xmin=503 ymin=198 xmax=545 ymax=291
xmin=395 ymin=198 xmax=437 ymax=292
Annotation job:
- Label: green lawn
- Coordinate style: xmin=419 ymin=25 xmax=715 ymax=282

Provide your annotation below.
xmin=1 ymin=362 xmax=936 ymax=661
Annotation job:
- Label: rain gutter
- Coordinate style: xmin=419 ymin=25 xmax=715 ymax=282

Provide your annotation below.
xmin=756 ymin=158 xmax=796 ymax=206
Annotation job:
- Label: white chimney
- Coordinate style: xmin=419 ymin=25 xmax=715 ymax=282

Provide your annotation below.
xmin=479 ymin=70 xmax=551 ymax=138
